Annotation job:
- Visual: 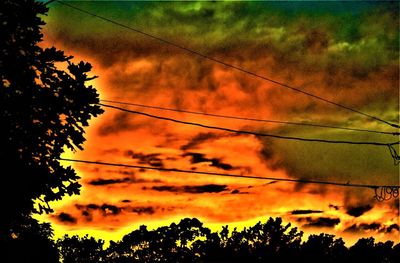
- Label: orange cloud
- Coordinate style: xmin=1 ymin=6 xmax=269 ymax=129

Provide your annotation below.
xmin=37 ymin=2 xmax=399 ymax=245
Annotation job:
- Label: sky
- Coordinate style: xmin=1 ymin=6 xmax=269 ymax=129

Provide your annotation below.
xmin=37 ymin=0 xmax=399 ymax=245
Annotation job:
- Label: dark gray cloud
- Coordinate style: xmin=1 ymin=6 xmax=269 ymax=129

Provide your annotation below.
xmin=131 ymin=206 xmax=155 ymax=215
xmin=76 ymin=203 xmax=122 ymax=217
xmin=181 ymin=132 xmax=221 ymax=150
xmin=345 ymin=222 xmax=399 ymax=234
xmin=304 ymin=29 xmax=329 ymax=53
xmin=100 ymin=204 xmax=121 ymax=215
xmin=290 ymin=209 xmax=323 ymax=215
xmin=385 ymin=224 xmax=399 ymax=233
xmin=297 ymin=217 xmax=340 ymax=228
xmin=230 ymin=189 xmax=249 ymax=194
xmin=346 ymin=204 xmax=372 ymax=218
xmin=389 ymin=199 xmax=399 ymax=214
xmin=55 ymin=212 xmax=77 ymax=224
xmin=98 ymin=112 xmax=138 ymax=136
xmin=329 ymin=204 xmax=339 ymax=210
xmin=125 ymin=150 xmax=164 ymax=168
xmin=345 ymin=222 xmax=380 ymax=233
xmin=75 ymin=203 xmax=158 ymax=219
xmin=88 ymin=177 xmax=131 ymax=186
xmin=150 ymin=184 xmax=228 ymax=194
xmin=87 ymin=173 xmax=160 ymax=186
xmin=345 ymin=224 xmax=369 ymax=233
xmin=183 ymin=152 xmax=233 ymax=170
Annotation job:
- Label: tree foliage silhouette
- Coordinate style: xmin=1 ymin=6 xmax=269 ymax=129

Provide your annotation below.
xmin=348 ymin=237 xmax=399 ymax=263
xmin=1 ymin=215 xmax=59 ymax=263
xmin=55 ymin=217 xmax=400 ymax=262
xmin=300 ymin=233 xmax=347 ymax=262
xmin=214 ymin=217 xmax=303 ymax=262
xmin=57 ymin=234 xmax=106 ymax=263
xmin=108 ymin=218 xmax=208 ymax=262
xmin=0 ymin=0 xmax=103 ymax=233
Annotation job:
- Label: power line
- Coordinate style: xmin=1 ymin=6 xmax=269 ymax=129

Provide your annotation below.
xmin=99 ymin=103 xmax=399 ymax=148
xmin=59 ymin=158 xmax=400 ymax=201
xmin=57 ymin=158 xmax=376 ymax=188
xmin=101 ymin=99 xmax=399 ymax=136
xmin=55 ymin=0 xmax=399 ymax=129
xmin=100 ymin=103 xmax=400 ymax=164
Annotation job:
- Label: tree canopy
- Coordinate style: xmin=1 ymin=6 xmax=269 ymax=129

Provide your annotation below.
xmin=56 ymin=217 xmax=400 ymax=263
xmin=0 ymin=0 xmax=103 ymax=230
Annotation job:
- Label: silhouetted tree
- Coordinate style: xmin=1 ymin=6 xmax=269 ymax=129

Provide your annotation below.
xmin=0 ymin=215 xmax=59 ymax=262
xmin=0 ymin=0 xmax=103 ymax=231
xmin=192 ymin=226 xmax=222 ymax=262
xmin=390 ymin=243 xmax=400 ymax=262
xmin=101 ymin=217 xmax=306 ymax=262
xmin=349 ymin=237 xmax=379 ymax=263
xmin=218 ymin=217 xmax=302 ymax=262
xmin=54 ymin=217 xmax=399 ymax=263
xmin=110 ymin=218 xmax=206 ymax=262
xmin=375 ymin=241 xmax=397 ymax=263
xmin=110 ymin=225 xmax=153 ymax=262
xmin=1 ymin=1 xmax=102 ymax=261
xmin=57 ymin=235 xmax=105 ymax=263
xmin=301 ymin=233 xmax=347 ymax=262
xmin=249 ymin=217 xmax=302 ymax=261
xmin=348 ymin=237 xmax=400 ymax=263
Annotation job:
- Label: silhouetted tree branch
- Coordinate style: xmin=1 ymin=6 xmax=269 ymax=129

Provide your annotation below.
xmin=1 ymin=1 xmax=102 ymax=261
xmin=0 ymin=0 xmax=103 ymax=226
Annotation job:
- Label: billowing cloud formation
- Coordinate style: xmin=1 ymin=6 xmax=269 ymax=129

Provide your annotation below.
xmin=39 ymin=1 xmax=399 ymax=244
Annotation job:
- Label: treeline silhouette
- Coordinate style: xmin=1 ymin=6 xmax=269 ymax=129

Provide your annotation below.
xmin=4 ymin=216 xmax=399 ymax=263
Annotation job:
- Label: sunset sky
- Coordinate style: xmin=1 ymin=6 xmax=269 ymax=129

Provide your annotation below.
xmin=37 ymin=0 xmax=399 ymax=245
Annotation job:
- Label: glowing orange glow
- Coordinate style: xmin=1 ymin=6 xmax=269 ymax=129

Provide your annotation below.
xmin=36 ymin=1 xmax=399 ymax=246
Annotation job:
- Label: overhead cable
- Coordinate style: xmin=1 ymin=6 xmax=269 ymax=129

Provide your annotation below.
xmin=99 ymin=103 xmax=399 ymax=147
xmin=99 ymin=103 xmax=400 ymax=164
xmin=101 ymin=99 xmax=399 ymax=136
xmin=59 ymin=158 xmax=400 ymax=202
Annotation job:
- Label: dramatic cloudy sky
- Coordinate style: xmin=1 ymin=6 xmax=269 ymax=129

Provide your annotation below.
xmin=38 ymin=0 xmax=399 ymax=244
